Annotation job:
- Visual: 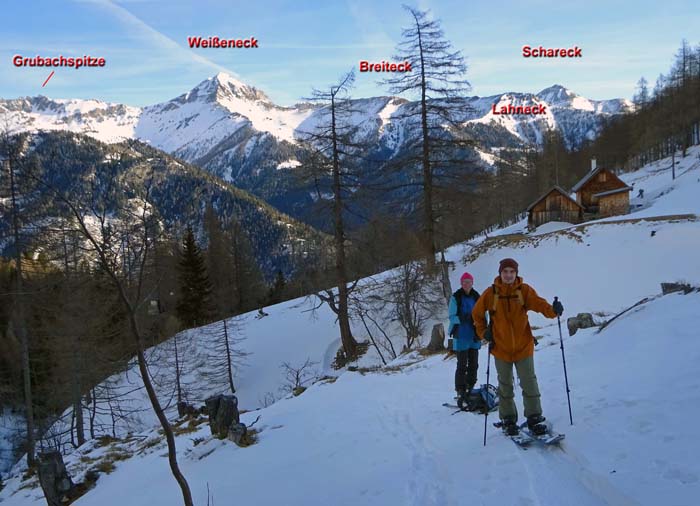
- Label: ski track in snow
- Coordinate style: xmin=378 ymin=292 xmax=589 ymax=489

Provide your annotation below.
xmin=512 ymin=443 xmax=640 ymax=506
xmin=379 ymin=400 xmax=457 ymax=506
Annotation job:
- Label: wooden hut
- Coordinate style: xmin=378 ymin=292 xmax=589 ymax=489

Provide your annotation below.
xmin=571 ymin=161 xmax=632 ymax=215
xmin=527 ymin=186 xmax=583 ymax=229
xmin=593 ymin=187 xmax=632 ymax=217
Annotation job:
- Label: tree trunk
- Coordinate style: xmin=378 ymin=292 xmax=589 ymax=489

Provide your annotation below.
xmin=223 ymin=319 xmax=236 ymax=394
xmin=439 ymin=251 xmax=451 ymax=305
xmin=6 ymin=158 xmax=35 ymax=467
xmin=672 ymin=147 xmax=676 ymax=180
xmin=330 ymin=93 xmax=358 ymax=359
xmin=174 ymin=333 xmax=182 ymax=405
xmin=60 ymin=176 xmax=194 ymax=505
xmin=70 ymin=331 xmax=85 ymax=446
xmin=73 ymin=397 xmax=85 ymax=447
xmin=129 ymin=310 xmax=193 ymax=506
xmin=416 ymin=22 xmax=436 ymax=271
xmin=89 ymin=388 xmax=97 ymax=439
xmin=427 ymin=323 xmax=446 ymax=352
xmin=37 ymin=451 xmax=74 ymax=506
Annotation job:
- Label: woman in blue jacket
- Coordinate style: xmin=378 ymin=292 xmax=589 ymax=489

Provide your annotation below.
xmin=448 ymin=272 xmax=481 ymax=408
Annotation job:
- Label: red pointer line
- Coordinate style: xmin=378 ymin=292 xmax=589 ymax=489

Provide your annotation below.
xmin=42 ymin=71 xmax=55 ymax=87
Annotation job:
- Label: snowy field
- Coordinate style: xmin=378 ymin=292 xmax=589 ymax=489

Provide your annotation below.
xmin=2 ymin=148 xmax=700 ymax=505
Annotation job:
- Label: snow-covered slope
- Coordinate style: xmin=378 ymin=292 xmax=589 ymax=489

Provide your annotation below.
xmin=2 ymin=147 xmax=699 ymax=506
xmin=0 ymin=96 xmax=140 ymax=143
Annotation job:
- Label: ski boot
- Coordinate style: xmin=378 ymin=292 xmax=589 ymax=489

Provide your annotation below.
xmin=502 ymin=418 xmax=519 ymax=436
xmin=456 ymin=389 xmax=467 ymax=409
xmin=526 ymin=415 xmax=547 ymax=436
xmin=463 ymin=384 xmax=476 ymax=410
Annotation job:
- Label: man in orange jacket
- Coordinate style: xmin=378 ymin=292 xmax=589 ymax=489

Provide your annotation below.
xmin=472 ymin=258 xmax=563 ymax=436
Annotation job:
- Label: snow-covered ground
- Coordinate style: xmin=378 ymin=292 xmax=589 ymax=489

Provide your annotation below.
xmin=2 ymin=147 xmax=700 ymax=505
xmin=0 ymin=410 xmax=23 ymax=476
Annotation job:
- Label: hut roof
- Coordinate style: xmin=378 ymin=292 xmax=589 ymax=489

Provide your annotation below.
xmin=592 ymin=186 xmax=632 ymax=198
xmin=571 ymin=166 xmax=605 ymax=192
xmin=526 ymin=185 xmax=582 ymax=212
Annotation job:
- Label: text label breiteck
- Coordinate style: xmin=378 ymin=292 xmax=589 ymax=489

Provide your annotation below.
xmin=359 ymin=60 xmax=412 ymax=72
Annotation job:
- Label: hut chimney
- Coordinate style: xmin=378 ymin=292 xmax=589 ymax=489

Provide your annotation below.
xmin=591 ymin=158 xmax=597 ymax=171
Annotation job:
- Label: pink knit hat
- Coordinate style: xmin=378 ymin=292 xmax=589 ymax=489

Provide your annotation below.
xmin=460 ymin=272 xmax=474 ymax=282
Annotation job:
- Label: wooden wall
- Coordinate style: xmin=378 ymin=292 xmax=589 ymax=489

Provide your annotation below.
xmin=576 ymin=169 xmax=627 ymax=209
xmin=528 ymin=191 xmax=582 ymax=228
xmin=598 ymin=192 xmax=630 ymax=217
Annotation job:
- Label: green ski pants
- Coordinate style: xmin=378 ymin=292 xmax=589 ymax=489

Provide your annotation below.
xmin=494 ymin=354 xmax=542 ymax=422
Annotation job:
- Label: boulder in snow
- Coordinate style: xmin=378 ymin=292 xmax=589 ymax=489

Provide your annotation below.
xmin=661 ymin=282 xmax=694 ymax=295
xmin=205 ymin=394 xmax=240 ymax=439
xmin=567 ymin=313 xmax=596 ymax=336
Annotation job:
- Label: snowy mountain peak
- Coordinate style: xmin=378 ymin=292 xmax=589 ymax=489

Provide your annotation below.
xmin=537 ymin=84 xmax=578 ymax=106
xmin=158 ymin=72 xmax=272 ymax=110
xmin=207 ymin=72 xmax=272 ymax=104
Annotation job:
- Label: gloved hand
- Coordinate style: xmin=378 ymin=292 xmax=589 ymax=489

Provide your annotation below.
xmin=552 ymin=298 xmax=564 ymax=316
xmin=483 ymin=327 xmax=493 ymax=342
xmin=450 ymin=324 xmax=459 ymax=338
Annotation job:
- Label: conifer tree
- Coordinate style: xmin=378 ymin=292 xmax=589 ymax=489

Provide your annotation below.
xmin=176 ymin=228 xmax=214 ymax=328
xmin=296 ymin=71 xmax=360 ymax=359
xmin=268 ymin=269 xmax=286 ymax=304
xmin=382 ymin=6 xmax=473 ymax=268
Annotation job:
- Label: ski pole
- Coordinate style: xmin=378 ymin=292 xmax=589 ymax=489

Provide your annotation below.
xmin=483 ymin=342 xmax=492 ymax=446
xmin=555 ymin=296 xmax=573 ymax=425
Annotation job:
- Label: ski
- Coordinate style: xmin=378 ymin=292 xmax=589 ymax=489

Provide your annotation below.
xmin=518 ymin=420 xmax=565 ymax=445
xmin=492 ymin=421 xmax=534 ymax=447
xmin=442 ymin=402 xmax=497 ymax=414
xmin=492 ymin=420 xmax=565 ymax=447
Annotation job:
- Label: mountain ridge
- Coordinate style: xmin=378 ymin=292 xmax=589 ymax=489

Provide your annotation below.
xmin=0 ymin=72 xmax=632 ymax=150
xmin=0 ymin=73 xmax=633 ymax=225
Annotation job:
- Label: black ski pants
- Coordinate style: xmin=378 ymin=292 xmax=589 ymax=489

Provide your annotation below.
xmin=455 ymin=348 xmax=479 ymax=392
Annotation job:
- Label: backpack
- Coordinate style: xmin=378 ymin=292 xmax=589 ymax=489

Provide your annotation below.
xmin=465 ymin=384 xmax=499 ymax=413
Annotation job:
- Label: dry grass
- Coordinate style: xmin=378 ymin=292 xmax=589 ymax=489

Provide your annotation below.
xmin=350 ymin=358 xmax=425 ymax=375
xmin=418 ymin=347 xmax=449 ymax=357
xmin=172 ymin=416 xmax=208 ymax=436
xmin=103 ymin=450 xmax=131 ymax=463
xmin=93 ymin=460 xmax=116 ymax=474
xmin=236 ymin=428 xmax=258 ymax=448
xmin=79 ymin=455 xmax=99 ymax=465
xmin=93 ymin=435 xmax=120 ymax=448
xmin=331 ymin=341 xmax=370 ymax=369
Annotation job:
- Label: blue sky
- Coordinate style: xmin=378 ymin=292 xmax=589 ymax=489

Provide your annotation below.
xmin=2 ymin=0 xmax=699 ymax=106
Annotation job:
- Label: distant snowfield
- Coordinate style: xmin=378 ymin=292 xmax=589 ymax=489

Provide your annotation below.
xmin=2 ymin=147 xmax=700 ymax=505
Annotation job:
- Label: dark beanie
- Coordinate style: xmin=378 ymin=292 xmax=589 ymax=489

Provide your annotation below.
xmin=499 ymin=258 xmax=519 ymax=273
